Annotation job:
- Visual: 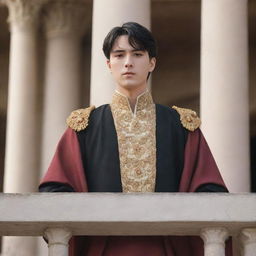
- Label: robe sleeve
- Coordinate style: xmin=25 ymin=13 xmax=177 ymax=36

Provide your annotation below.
xmin=39 ymin=128 xmax=88 ymax=192
xmin=179 ymin=128 xmax=227 ymax=192
xmin=175 ymin=129 xmax=232 ymax=256
xmin=39 ymin=128 xmax=90 ymax=256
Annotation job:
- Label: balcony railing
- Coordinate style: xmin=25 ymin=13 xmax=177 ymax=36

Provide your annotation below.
xmin=0 ymin=193 xmax=256 ymax=256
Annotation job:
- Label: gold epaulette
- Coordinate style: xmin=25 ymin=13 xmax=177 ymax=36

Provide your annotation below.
xmin=66 ymin=106 xmax=95 ymax=132
xmin=172 ymin=105 xmax=201 ymax=131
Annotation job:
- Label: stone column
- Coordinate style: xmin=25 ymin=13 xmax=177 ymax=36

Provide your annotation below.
xmin=44 ymin=228 xmax=72 ymax=256
xmin=90 ymin=0 xmax=151 ymax=106
xmin=41 ymin=0 xmax=88 ymax=174
xmin=200 ymin=0 xmax=250 ymax=192
xmin=201 ymin=228 xmax=229 ymax=256
xmin=2 ymin=0 xmax=45 ymax=255
xmin=240 ymin=228 xmax=256 ymax=256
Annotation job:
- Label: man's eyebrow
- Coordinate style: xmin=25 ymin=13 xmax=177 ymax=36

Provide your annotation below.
xmin=111 ymin=49 xmax=145 ymax=53
xmin=111 ymin=49 xmax=125 ymax=53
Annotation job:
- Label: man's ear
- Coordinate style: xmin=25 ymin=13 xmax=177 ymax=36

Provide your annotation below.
xmin=149 ymin=57 xmax=156 ymax=72
xmin=107 ymin=59 xmax=111 ymax=70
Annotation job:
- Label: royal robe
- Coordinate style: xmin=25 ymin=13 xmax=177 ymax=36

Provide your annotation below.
xmin=40 ymin=91 xmax=232 ymax=256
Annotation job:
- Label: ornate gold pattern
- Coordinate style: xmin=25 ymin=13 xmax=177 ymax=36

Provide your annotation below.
xmin=111 ymin=91 xmax=156 ymax=193
xmin=172 ymin=105 xmax=201 ymax=131
xmin=66 ymin=105 xmax=95 ymax=131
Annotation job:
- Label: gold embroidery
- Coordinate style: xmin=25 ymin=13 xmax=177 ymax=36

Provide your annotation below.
xmin=111 ymin=91 xmax=156 ymax=193
xmin=172 ymin=105 xmax=201 ymax=131
xmin=66 ymin=106 xmax=95 ymax=131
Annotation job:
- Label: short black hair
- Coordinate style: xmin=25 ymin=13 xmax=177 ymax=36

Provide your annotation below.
xmin=103 ymin=22 xmax=157 ymax=59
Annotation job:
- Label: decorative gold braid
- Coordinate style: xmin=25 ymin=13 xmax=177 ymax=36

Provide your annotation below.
xmin=66 ymin=106 xmax=95 ymax=131
xmin=172 ymin=105 xmax=201 ymax=131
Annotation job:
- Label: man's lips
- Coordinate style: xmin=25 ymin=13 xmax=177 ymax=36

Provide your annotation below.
xmin=122 ymin=72 xmax=135 ymax=75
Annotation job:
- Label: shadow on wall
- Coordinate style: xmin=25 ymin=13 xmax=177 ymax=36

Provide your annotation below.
xmin=0 ymin=115 xmax=4 ymax=254
xmin=251 ymin=137 xmax=256 ymax=192
xmin=0 ymin=114 xmax=6 ymax=193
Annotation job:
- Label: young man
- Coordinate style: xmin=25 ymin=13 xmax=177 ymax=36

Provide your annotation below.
xmin=40 ymin=22 xmax=231 ymax=255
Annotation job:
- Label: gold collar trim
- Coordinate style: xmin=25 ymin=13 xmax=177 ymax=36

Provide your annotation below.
xmin=112 ymin=90 xmax=154 ymax=115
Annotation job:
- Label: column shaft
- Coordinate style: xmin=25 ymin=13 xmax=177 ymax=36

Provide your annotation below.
xmin=41 ymin=1 xmax=88 ymax=174
xmin=4 ymin=27 xmax=39 ymax=193
xmin=41 ymin=36 xmax=82 ymax=173
xmin=200 ymin=0 xmax=250 ymax=192
xmin=3 ymin=0 xmax=44 ymax=192
xmin=2 ymin=1 xmax=45 ymax=255
xmin=90 ymin=0 xmax=151 ymax=106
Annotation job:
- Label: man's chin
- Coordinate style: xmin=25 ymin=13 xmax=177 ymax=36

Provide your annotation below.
xmin=119 ymin=83 xmax=141 ymax=90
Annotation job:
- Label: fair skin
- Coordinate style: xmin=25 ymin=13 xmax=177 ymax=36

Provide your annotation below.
xmin=107 ymin=35 xmax=156 ymax=111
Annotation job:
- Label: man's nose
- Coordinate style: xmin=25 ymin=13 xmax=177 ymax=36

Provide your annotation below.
xmin=124 ymin=55 xmax=133 ymax=68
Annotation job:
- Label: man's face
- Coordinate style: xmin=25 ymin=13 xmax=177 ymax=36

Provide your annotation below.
xmin=107 ymin=35 xmax=156 ymax=92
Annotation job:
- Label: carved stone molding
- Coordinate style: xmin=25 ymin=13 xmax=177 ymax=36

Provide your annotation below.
xmin=3 ymin=0 xmax=47 ymax=32
xmin=43 ymin=0 xmax=90 ymax=38
xmin=44 ymin=227 xmax=72 ymax=245
xmin=241 ymin=228 xmax=256 ymax=245
xmin=201 ymin=227 xmax=229 ymax=245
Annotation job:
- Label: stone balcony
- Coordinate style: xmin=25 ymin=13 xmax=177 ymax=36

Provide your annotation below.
xmin=0 ymin=193 xmax=256 ymax=255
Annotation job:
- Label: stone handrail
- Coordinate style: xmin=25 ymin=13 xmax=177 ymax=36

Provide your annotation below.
xmin=0 ymin=193 xmax=256 ymax=255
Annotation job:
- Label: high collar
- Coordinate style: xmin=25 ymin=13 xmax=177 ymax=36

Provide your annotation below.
xmin=111 ymin=90 xmax=154 ymax=115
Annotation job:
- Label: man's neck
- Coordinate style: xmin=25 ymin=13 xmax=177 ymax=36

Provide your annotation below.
xmin=115 ymin=86 xmax=148 ymax=112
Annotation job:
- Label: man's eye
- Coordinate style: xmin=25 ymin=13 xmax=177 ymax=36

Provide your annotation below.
xmin=135 ymin=53 xmax=143 ymax=57
xmin=115 ymin=54 xmax=123 ymax=58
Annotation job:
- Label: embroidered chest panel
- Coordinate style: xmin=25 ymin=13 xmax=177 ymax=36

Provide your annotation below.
xmin=110 ymin=91 xmax=157 ymax=193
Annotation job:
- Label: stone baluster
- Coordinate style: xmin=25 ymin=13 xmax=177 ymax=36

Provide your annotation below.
xmin=44 ymin=228 xmax=72 ymax=256
xmin=240 ymin=228 xmax=256 ymax=256
xmin=200 ymin=227 xmax=229 ymax=256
